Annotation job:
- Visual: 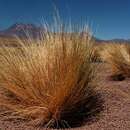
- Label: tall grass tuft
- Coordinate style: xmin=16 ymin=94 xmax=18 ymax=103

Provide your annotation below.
xmin=101 ymin=43 xmax=130 ymax=80
xmin=0 ymin=22 xmax=99 ymax=128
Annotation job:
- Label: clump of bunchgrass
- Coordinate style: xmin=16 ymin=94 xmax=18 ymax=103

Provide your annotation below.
xmin=101 ymin=43 xmax=130 ymax=80
xmin=0 ymin=22 xmax=100 ymax=128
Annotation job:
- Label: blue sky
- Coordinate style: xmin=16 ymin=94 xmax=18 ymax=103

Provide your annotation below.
xmin=0 ymin=0 xmax=129 ymax=40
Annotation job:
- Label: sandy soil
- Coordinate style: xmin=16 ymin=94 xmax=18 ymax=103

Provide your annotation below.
xmin=0 ymin=63 xmax=130 ymax=130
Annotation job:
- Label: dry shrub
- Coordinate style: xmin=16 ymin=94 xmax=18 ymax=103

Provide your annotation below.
xmin=0 ymin=24 xmax=100 ymax=128
xmin=101 ymin=43 xmax=130 ymax=80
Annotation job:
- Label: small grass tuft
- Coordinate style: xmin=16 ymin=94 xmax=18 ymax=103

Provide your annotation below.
xmin=101 ymin=43 xmax=130 ymax=81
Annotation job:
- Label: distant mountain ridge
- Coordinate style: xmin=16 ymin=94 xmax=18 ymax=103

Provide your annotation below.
xmin=93 ymin=37 xmax=130 ymax=43
xmin=109 ymin=39 xmax=130 ymax=43
xmin=0 ymin=23 xmax=42 ymax=38
xmin=0 ymin=23 xmax=130 ymax=43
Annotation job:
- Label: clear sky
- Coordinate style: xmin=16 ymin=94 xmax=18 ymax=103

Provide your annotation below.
xmin=0 ymin=0 xmax=129 ymax=40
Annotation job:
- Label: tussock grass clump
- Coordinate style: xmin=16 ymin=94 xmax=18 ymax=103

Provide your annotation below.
xmin=0 ymin=24 xmax=100 ymax=128
xmin=101 ymin=43 xmax=130 ymax=80
xmin=91 ymin=45 xmax=103 ymax=62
